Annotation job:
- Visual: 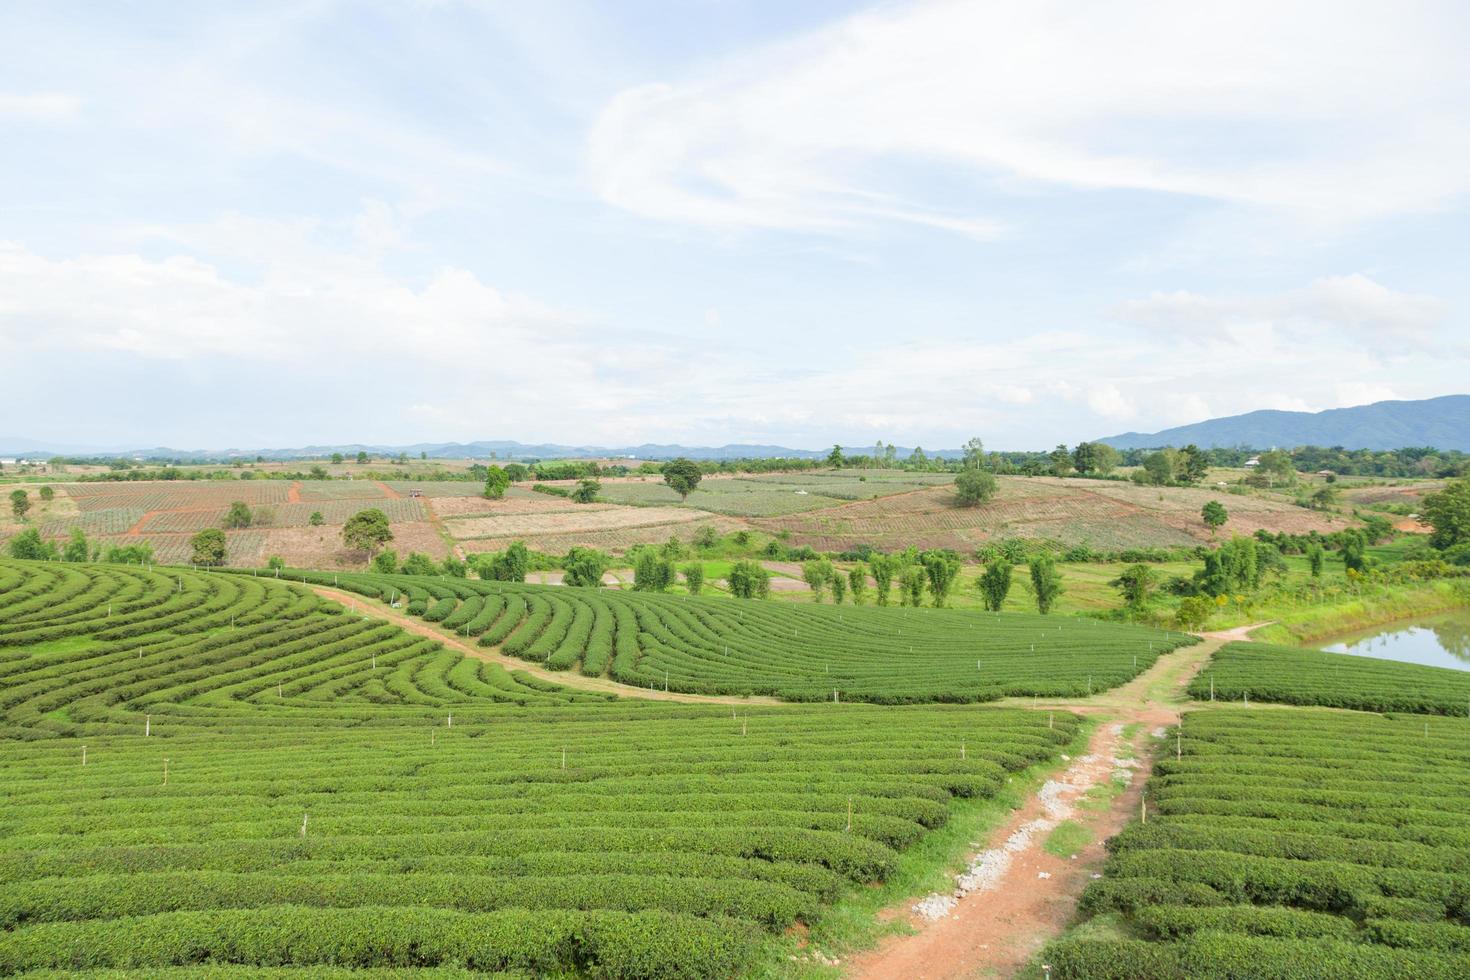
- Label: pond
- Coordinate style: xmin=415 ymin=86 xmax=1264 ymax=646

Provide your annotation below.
xmin=1319 ymin=610 xmax=1470 ymax=672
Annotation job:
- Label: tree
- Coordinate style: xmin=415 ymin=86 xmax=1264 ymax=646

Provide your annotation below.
xmin=870 ymin=553 xmax=897 ymax=606
xmin=10 ymin=489 xmax=30 ymax=520
xmin=190 ymin=528 xmax=227 ymax=567
xmin=252 ymin=506 xmax=276 ymax=528
xmin=1175 ymin=595 xmax=1213 ymax=631
xmin=8 ymin=528 xmax=56 ymax=560
xmin=441 ymin=556 xmax=468 ymax=578
xmin=63 ymin=528 xmax=89 ymax=563
xmin=1072 ymin=442 xmax=1119 ymax=476
xmin=1111 ymin=563 xmax=1156 ymax=613
xmin=266 ymin=555 xmax=286 ymax=571
xmin=223 ymin=501 xmax=253 ymax=529
xmin=309 ymin=465 xmax=329 ymax=480
xmin=1307 ymin=543 xmax=1325 ymax=578
xmin=342 ymin=508 xmax=393 ymax=554
xmin=103 ymin=542 xmax=152 ymax=564
xmin=1341 ymin=531 xmax=1370 ymax=574
xmin=38 ymin=486 xmax=54 ymax=502
xmin=372 ymin=549 xmax=398 ymax=573
xmin=954 ymin=467 xmax=998 ymax=507
xmin=356 ymin=451 xmax=369 ymax=465
xmin=400 ymin=552 xmax=438 ymax=576
xmin=901 ymin=566 xmax=926 ymax=606
xmin=331 ymin=453 xmax=344 ymax=464
xmin=308 ymin=511 xmax=325 ymax=527
xmin=962 ymin=437 xmax=986 ymax=469
xmin=977 ymin=560 xmax=1013 ymax=612
xmin=848 ymin=565 xmax=868 ymax=605
xmin=1141 ymin=450 xmax=1176 ymax=486
xmin=1309 ymin=486 xmax=1339 ymax=510
xmin=563 ymin=547 xmax=611 ymax=587
xmin=727 ymin=560 xmax=771 ymax=599
xmin=1201 ymin=500 xmax=1228 ymax=536
xmin=634 ymin=550 xmax=675 ymax=592
xmin=1028 ymin=555 xmax=1063 ymax=614
xmin=827 ymin=444 xmax=845 ymax=468
xmin=504 ymin=463 xmax=530 ymax=482
xmin=483 ymin=466 xmax=510 ymax=500
xmin=1049 ymin=445 xmax=1073 ymax=477
xmin=802 ymin=558 xmax=834 ymax=602
xmin=921 ymin=551 xmax=961 ymax=607
xmin=830 ymin=573 xmax=847 ymax=604
xmin=1256 ymin=449 xmax=1296 ymax=488
xmin=694 ymin=525 xmax=719 ymax=550
xmin=482 ymin=541 xmax=530 ymax=582
xmin=682 ymin=563 xmax=705 ymax=595
xmin=571 ymin=479 xmax=600 ymax=504
xmin=1423 ymin=478 xmax=1470 ymax=549
xmin=1177 ymin=445 xmax=1209 ymax=485
xmin=908 ymin=446 xmax=928 ymax=468
xmin=662 ymin=458 xmax=703 ymax=501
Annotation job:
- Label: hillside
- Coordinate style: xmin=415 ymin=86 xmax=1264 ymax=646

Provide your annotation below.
xmin=1100 ymin=394 xmax=1470 ymax=451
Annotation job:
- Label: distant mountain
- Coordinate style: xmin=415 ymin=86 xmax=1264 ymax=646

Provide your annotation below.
xmin=0 ymin=437 xmax=962 ymax=463
xmin=1100 ymin=395 xmax=1470 ymax=452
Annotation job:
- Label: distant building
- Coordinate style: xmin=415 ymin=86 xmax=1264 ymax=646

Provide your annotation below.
xmin=1244 ymin=456 xmax=1260 ymax=467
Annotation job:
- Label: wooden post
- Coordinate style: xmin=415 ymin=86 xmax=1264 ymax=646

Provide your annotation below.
xmin=1210 ymin=675 xmax=1214 ymax=701
xmin=1176 ymin=729 xmax=1181 ymax=760
xmin=300 ymin=813 xmax=309 ymax=838
xmin=278 ymin=682 xmax=283 ymax=698
xmin=81 ymin=745 xmax=86 ymax=766
xmin=846 ymin=798 xmax=852 ymax=832
xmin=742 ymin=717 xmax=748 ymax=737
xmin=562 ymin=747 xmax=566 ymax=770
xmin=1048 ymin=712 xmax=1054 ymax=730
xmin=1140 ymin=794 xmax=1146 ymax=824
xmin=961 ymin=741 xmax=966 ymax=760
xmin=163 ymin=758 xmax=169 ymax=785
xmin=447 ymin=712 xmax=453 ymax=729
xmin=145 ymin=714 xmax=150 ymax=737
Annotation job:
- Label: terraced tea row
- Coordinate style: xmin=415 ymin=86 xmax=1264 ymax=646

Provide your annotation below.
xmin=1189 ymin=641 xmax=1470 ymax=716
xmin=0 ymin=559 xmax=1083 ymax=976
xmin=270 ymin=568 xmax=1196 ymax=703
xmin=0 ymin=561 xmax=603 ymax=739
xmin=1049 ymin=708 xmax=1470 ymax=978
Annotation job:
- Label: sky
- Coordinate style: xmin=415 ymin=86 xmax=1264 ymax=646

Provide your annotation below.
xmin=2 ymin=0 xmax=1468 ymax=452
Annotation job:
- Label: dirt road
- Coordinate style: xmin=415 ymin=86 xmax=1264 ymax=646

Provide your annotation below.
xmin=848 ymin=627 xmax=1251 ymax=979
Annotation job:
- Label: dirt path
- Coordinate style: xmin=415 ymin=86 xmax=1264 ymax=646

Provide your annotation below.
xmin=848 ymin=627 xmax=1255 ymax=980
xmin=309 ymin=585 xmax=783 ymax=706
xmin=422 ymin=499 xmax=467 ymax=561
xmin=287 ymin=481 xmax=302 ymax=503
xmin=372 ymin=481 xmax=403 ymax=499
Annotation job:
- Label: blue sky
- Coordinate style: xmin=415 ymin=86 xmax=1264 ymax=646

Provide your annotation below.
xmin=3 ymin=0 xmax=1468 ymax=451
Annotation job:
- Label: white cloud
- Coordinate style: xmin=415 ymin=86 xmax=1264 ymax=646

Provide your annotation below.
xmin=1113 ymin=274 xmax=1447 ymax=344
xmin=0 ymin=92 xmax=80 ymax=121
xmin=588 ymin=0 xmax=1470 ymax=237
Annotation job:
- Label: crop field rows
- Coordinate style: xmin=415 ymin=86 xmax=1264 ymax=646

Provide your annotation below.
xmin=36 ymin=508 xmax=146 ymax=537
xmin=138 ymin=499 xmax=428 ymax=533
xmin=65 ymin=483 xmax=294 ymax=512
xmin=86 ymin=532 xmax=269 ymax=566
xmin=1050 ymin=708 xmax=1470 ymax=978
xmin=443 ymin=505 xmax=711 ymax=541
xmin=453 ymin=518 xmax=747 ymax=556
xmin=1189 ymin=641 xmax=1470 ymax=717
xmin=276 ymin=569 xmax=1195 ymax=703
xmin=0 ymin=557 xmax=1082 ymax=976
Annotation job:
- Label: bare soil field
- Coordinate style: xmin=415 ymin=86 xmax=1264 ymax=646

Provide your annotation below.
xmin=755 ymin=477 xmax=1354 ymax=553
xmin=444 ymin=505 xmax=714 ymax=540
xmin=456 ymin=516 xmax=745 ymax=556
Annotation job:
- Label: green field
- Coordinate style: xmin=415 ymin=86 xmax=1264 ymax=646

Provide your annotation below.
xmin=271 ymin=568 xmax=1196 ymax=702
xmin=1188 ymin=640 xmax=1470 ymax=716
xmin=0 ymin=558 xmax=1083 ymax=976
xmin=1049 ymin=707 xmax=1470 ymax=978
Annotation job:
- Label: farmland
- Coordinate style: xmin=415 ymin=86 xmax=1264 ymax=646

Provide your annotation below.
xmin=0 ymin=557 xmax=1082 ymax=975
xmin=271 ymin=568 xmax=1196 ymax=702
xmin=1049 ymin=708 xmax=1470 ymax=978
xmin=1187 ymin=640 xmax=1470 ymax=716
xmin=754 ymin=475 xmax=1353 ymax=553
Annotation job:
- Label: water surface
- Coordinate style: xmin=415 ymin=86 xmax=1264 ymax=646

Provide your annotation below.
xmin=1319 ymin=610 xmax=1470 ymax=672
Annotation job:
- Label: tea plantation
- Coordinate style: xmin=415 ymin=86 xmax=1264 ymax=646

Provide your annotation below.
xmin=1189 ymin=640 xmax=1470 ymax=716
xmin=1047 ymin=707 xmax=1470 ymax=978
xmin=270 ymin=568 xmax=1195 ymax=703
xmin=0 ymin=558 xmax=1084 ymax=976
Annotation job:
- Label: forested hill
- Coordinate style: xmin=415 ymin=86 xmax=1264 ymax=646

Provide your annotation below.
xmin=1100 ymin=395 xmax=1470 ymax=452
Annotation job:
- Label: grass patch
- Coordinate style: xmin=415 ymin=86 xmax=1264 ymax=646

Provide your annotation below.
xmin=1043 ymin=819 xmax=1093 ymax=859
xmin=751 ymin=717 xmax=1097 ymax=978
